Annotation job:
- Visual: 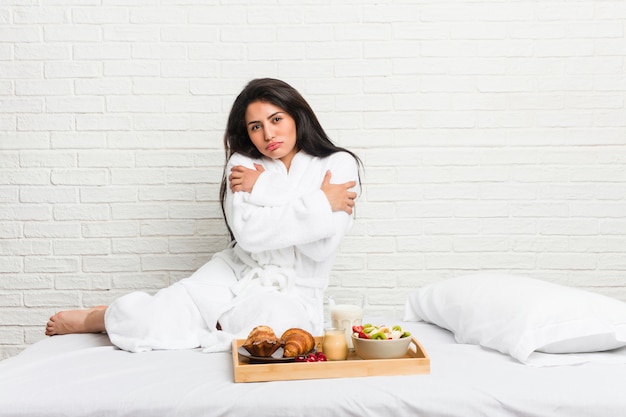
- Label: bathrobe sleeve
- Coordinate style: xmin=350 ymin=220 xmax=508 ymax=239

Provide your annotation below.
xmin=225 ymin=152 xmax=359 ymax=260
xmin=293 ymin=152 xmax=360 ymax=262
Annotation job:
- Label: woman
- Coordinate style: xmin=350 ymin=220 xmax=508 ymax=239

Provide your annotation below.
xmin=46 ymin=78 xmax=362 ymax=353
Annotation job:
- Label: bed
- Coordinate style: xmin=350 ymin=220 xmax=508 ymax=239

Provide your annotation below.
xmin=2 ymin=274 xmax=625 ymax=417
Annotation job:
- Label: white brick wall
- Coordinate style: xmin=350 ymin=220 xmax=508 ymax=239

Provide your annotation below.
xmin=2 ymin=0 xmax=626 ymax=359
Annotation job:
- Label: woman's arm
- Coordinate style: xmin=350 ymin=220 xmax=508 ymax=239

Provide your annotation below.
xmin=224 ymin=152 xmax=359 ymax=256
xmin=295 ymin=154 xmax=359 ymax=262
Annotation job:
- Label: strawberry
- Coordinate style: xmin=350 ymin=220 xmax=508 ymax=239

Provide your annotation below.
xmin=358 ymin=331 xmax=370 ymax=339
xmin=352 ymin=325 xmax=363 ymax=333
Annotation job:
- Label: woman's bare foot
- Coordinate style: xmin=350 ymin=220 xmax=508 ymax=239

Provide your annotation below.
xmin=45 ymin=306 xmax=107 ymax=336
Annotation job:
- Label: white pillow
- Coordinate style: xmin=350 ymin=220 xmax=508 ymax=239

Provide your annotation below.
xmin=404 ymin=273 xmax=626 ymax=365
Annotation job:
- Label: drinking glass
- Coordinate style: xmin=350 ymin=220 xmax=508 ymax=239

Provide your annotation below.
xmin=322 ymin=328 xmax=348 ymax=361
xmin=327 ymin=294 xmax=364 ymax=349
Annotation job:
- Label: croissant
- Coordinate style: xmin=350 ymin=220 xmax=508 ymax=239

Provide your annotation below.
xmin=242 ymin=325 xmax=281 ymax=357
xmin=281 ymin=328 xmax=315 ymax=358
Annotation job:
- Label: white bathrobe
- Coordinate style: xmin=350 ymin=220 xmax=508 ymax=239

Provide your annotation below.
xmin=104 ymin=150 xmax=359 ymax=353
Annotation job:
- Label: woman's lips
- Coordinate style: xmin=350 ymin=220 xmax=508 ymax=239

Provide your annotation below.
xmin=266 ymin=142 xmax=281 ymax=151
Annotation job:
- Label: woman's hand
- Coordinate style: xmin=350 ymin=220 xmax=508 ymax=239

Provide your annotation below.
xmin=321 ymin=170 xmax=357 ymax=214
xmin=229 ymin=163 xmax=265 ymax=193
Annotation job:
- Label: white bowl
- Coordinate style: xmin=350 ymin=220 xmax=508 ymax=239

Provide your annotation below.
xmin=352 ymin=334 xmax=412 ymax=360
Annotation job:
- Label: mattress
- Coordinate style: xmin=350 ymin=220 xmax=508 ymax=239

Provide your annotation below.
xmin=1 ymin=320 xmax=624 ymax=417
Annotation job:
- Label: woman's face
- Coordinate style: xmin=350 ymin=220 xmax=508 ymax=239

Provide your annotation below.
xmin=245 ymin=100 xmax=298 ymax=170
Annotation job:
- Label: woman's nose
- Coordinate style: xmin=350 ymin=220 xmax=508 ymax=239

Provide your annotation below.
xmin=263 ymin=126 xmax=273 ymax=141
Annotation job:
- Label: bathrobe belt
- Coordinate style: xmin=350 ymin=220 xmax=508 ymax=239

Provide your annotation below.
xmin=231 ymin=245 xmax=326 ymax=296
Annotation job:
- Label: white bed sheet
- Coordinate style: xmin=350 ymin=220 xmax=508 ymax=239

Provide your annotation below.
xmin=1 ymin=320 xmax=624 ymax=417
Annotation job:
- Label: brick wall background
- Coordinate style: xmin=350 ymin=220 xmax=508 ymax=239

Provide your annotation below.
xmin=2 ymin=1 xmax=626 ymax=359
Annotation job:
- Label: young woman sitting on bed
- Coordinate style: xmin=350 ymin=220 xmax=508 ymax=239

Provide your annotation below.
xmin=45 ymin=78 xmax=362 ymax=353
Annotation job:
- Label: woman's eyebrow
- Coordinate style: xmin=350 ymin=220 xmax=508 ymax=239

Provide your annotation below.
xmin=247 ymin=112 xmax=283 ymax=126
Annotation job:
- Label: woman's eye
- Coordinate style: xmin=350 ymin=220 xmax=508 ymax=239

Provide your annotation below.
xmin=273 ymin=116 xmax=282 ymax=123
xmin=250 ymin=124 xmax=260 ymax=131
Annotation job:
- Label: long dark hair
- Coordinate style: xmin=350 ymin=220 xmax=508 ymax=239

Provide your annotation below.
xmin=219 ymin=78 xmax=362 ymax=241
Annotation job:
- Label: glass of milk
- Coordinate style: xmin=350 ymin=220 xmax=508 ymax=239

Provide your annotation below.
xmin=328 ymin=294 xmax=364 ymax=349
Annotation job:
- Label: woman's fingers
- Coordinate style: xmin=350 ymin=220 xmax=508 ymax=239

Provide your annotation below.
xmin=229 ymin=166 xmax=242 ymax=192
xmin=345 ymin=197 xmax=355 ymax=214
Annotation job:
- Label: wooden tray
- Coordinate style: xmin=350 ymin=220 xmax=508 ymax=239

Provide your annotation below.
xmin=232 ymin=336 xmax=430 ymax=383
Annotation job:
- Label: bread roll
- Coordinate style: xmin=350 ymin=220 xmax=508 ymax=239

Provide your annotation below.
xmin=242 ymin=325 xmax=281 ymax=357
xmin=281 ymin=328 xmax=315 ymax=357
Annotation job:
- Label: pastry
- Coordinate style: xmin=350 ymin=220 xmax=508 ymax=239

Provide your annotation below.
xmin=242 ymin=325 xmax=281 ymax=357
xmin=281 ymin=328 xmax=315 ymax=357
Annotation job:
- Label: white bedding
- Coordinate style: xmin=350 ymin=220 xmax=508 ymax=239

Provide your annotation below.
xmin=1 ymin=320 xmax=624 ymax=417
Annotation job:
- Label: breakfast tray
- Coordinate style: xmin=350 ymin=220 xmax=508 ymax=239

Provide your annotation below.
xmin=232 ymin=336 xmax=430 ymax=383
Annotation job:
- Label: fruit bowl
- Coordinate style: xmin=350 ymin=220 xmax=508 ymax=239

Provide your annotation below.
xmin=352 ymin=334 xmax=412 ymax=360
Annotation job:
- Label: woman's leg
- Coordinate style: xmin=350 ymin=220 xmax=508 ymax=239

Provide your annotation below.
xmin=45 ymin=306 xmax=107 ymax=336
xmin=45 ymin=254 xmax=238 ymax=349
xmin=105 ymin=285 xmax=210 ymax=352
xmin=219 ymin=291 xmax=313 ymax=337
